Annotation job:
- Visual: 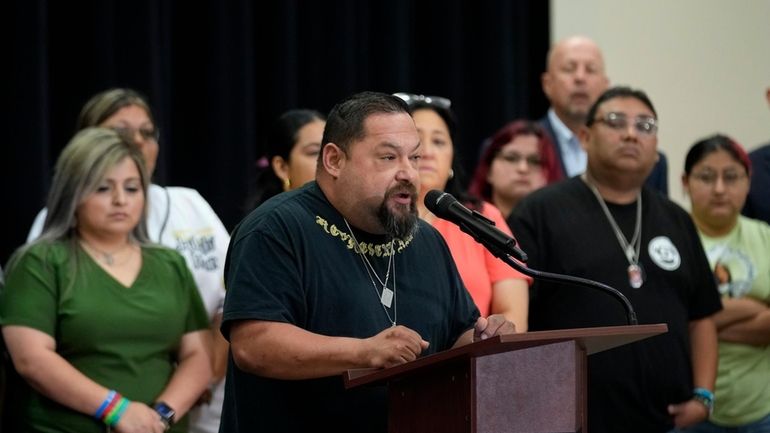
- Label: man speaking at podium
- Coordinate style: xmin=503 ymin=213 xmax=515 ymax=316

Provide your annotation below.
xmin=219 ymin=91 xmax=516 ymax=433
xmin=509 ymin=86 xmax=722 ymax=433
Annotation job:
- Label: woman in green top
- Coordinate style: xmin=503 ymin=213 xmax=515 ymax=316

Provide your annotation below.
xmin=1 ymin=128 xmax=212 ymax=433
xmin=682 ymin=134 xmax=770 ymax=432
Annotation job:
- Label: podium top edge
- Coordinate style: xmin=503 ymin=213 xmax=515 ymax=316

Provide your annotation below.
xmin=343 ymin=323 xmax=668 ymax=388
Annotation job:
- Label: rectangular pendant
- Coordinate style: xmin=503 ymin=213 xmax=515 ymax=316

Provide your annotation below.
xmin=628 ymin=264 xmax=643 ymax=289
xmin=381 ymin=287 xmax=394 ymax=308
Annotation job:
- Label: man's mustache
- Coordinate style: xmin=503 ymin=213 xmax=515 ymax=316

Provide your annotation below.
xmin=385 ymin=183 xmax=418 ymax=200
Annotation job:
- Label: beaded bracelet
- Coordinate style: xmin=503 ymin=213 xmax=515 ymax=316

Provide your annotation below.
xmin=692 ymin=387 xmax=714 ymax=415
xmin=94 ymin=390 xmax=131 ymax=427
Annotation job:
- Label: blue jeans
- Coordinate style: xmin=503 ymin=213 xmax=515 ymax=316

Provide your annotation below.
xmin=670 ymin=413 xmax=770 ymax=433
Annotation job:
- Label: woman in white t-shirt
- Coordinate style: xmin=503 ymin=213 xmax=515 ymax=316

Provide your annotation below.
xmin=27 ymin=88 xmax=230 ymax=433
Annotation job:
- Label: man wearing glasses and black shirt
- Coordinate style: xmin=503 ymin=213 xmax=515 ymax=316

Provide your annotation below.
xmin=510 ymin=86 xmax=721 ymax=433
xmin=538 ymin=35 xmax=669 ymax=195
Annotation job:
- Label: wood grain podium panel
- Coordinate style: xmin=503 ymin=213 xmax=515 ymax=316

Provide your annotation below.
xmin=474 ymin=340 xmax=584 ymax=433
xmin=344 ymin=324 xmax=667 ymax=433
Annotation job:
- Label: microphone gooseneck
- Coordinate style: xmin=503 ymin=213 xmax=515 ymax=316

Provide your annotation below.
xmin=425 ymin=190 xmax=638 ymax=326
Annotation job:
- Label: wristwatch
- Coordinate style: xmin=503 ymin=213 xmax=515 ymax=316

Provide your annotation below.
xmin=153 ymin=401 xmax=176 ymax=430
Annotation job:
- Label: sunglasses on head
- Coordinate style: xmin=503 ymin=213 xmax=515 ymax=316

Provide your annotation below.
xmin=393 ymin=92 xmax=452 ymax=109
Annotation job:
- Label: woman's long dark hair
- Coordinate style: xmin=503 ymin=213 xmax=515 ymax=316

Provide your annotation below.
xmin=243 ymin=109 xmax=325 ymax=213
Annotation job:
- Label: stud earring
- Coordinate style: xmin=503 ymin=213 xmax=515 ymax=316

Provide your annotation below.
xmin=283 ymin=178 xmax=291 ymax=191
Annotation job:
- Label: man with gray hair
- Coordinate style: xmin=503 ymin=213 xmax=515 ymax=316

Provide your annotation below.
xmin=539 ymin=35 xmax=668 ymax=194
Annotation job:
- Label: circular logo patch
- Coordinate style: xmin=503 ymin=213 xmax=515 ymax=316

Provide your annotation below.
xmin=648 ymin=236 xmax=681 ymax=271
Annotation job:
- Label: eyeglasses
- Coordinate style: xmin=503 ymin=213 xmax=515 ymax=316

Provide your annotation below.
xmin=592 ymin=112 xmax=658 ymax=135
xmin=495 ymin=152 xmax=543 ymax=167
xmin=393 ymin=92 xmax=452 ymax=109
xmin=690 ymin=170 xmax=748 ymax=187
xmin=112 ymin=126 xmax=160 ymax=142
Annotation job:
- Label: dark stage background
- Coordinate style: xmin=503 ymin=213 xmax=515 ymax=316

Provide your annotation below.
xmin=2 ymin=0 xmax=550 ymax=266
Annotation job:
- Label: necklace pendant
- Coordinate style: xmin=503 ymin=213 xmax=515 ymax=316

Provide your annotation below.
xmin=380 ymin=287 xmax=394 ymax=308
xmin=103 ymin=254 xmax=114 ymax=266
xmin=628 ymin=264 xmax=643 ymax=289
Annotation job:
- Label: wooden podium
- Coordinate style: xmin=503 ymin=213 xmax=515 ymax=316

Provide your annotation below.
xmin=344 ymin=324 xmax=667 ymax=433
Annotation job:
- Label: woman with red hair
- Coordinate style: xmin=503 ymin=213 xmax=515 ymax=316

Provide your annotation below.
xmin=469 ymin=120 xmax=562 ymax=219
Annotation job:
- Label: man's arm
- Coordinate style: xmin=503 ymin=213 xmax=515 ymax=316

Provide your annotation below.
xmin=229 ymin=320 xmax=429 ymax=380
xmin=689 ymin=316 xmax=719 ymax=398
xmin=667 ymin=316 xmax=718 ymax=428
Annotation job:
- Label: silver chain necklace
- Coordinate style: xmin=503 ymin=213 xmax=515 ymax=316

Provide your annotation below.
xmin=343 ymin=218 xmax=397 ymax=326
xmin=79 ymin=239 xmax=133 ymax=266
xmin=582 ymin=174 xmax=644 ymax=289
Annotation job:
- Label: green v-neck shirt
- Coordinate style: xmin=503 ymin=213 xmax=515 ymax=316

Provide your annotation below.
xmin=1 ymin=241 xmax=209 ymax=433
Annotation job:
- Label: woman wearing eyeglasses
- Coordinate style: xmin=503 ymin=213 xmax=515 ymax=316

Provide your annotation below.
xmin=25 ymin=88 xmax=230 ymax=433
xmin=682 ymin=134 xmax=770 ymax=432
xmin=397 ymin=93 xmax=530 ymax=332
xmin=469 ymin=120 xmax=562 ymax=219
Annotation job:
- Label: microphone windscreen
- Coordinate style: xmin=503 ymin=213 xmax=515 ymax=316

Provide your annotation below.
xmin=424 ymin=189 xmax=453 ymax=215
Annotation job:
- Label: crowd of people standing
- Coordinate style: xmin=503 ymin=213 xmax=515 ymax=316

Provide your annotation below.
xmin=1 ymin=33 xmax=769 ymax=433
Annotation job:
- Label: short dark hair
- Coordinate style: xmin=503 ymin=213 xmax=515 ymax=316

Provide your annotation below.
xmin=684 ymin=133 xmax=751 ymax=176
xmin=585 ymin=86 xmax=657 ymax=127
xmin=320 ymin=91 xmax=409 ymax=159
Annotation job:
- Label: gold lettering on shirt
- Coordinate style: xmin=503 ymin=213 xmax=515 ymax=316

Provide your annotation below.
xmin=315 ymin=216 xmax=413 ymax=257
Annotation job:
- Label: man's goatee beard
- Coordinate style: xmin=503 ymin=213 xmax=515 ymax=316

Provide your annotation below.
xmin=378 ymin=202 xmax=418 ymax=240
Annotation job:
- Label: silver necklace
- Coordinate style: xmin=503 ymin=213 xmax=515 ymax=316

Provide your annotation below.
xmin=582 ymin=175 xmax=644 ymax=289
xmin=343 ymin=218 xmax=397 ymax=326
xmin=79 ymin=239 xmax=134 ymax=266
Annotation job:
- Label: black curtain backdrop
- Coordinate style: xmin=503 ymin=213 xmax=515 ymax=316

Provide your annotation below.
xmin=2 ymin=0 xmax=549 ymax=266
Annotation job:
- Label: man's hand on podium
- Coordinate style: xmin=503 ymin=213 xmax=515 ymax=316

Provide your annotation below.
xmin=363 ymin=325 xmax=431 ymax=369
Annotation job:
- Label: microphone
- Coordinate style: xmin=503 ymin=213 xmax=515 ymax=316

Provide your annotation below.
xmin=424 ymin=190 xmax=638 ymax=325
xmin=424 ymin=190 xmax=528 ymax=262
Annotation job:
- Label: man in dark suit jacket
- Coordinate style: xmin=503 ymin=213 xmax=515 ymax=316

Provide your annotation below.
xmin=742 ymin=87 xmax=770 ymax=224
xmin=540 ymin=35 xmax=668 ymax=195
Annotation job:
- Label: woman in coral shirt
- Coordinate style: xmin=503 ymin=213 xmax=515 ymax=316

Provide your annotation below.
xmin=396 ymin=93 xmax=530 ymax=331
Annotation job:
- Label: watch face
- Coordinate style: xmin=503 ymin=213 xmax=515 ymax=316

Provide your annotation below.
xmin=154 ymin=402 xmax=176 ymax=424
